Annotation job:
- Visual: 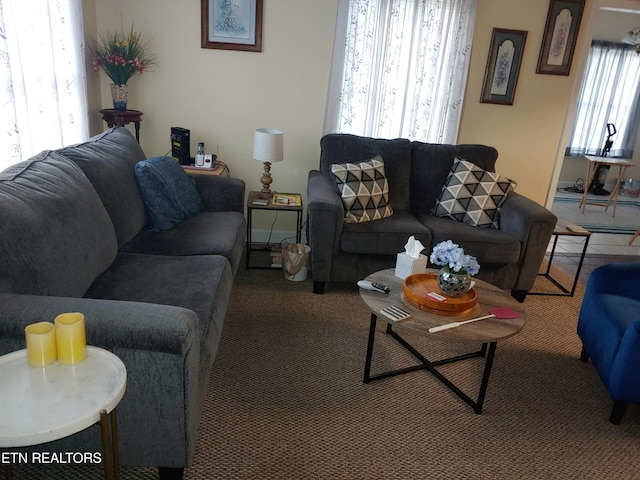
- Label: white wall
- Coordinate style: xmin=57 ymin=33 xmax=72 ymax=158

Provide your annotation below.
xmin=458 ymin=0 xmax=589 ymax=204
xmin=92 ymin=0 xmax=338 ymax=235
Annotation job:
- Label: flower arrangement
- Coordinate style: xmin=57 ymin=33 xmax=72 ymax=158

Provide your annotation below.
xmin=429 ymin=240 xmax=480 ymax=276
xmin=92 ymin=24 xmax=158 ymax=85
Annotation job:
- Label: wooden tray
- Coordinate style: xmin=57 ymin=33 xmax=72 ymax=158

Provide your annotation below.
xmin=403 ymin=273 xmax=478 ymax=316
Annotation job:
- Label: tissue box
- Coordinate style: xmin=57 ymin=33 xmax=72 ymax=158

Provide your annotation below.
xmin=395 ymin=252 xmax=428 ymax=279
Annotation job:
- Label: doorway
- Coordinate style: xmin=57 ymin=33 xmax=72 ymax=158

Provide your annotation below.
xmin=548 ymin=1 xmax=640 ymax=240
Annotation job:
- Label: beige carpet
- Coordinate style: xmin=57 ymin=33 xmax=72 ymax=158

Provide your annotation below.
xmin=8 ymin=265 xmax=640 ymax=479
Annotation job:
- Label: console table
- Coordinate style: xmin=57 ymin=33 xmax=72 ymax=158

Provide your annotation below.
xmin=100 ymin=109 xmax=143 ymax=143
xmin=0 ymin=346 xmax=127 ymax=480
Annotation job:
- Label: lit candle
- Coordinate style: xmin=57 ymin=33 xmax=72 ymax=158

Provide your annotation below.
xmin=25 ymin=322 xmax=57 ymax=367
xmin=54 ymin=312 xmax=87 ymax=365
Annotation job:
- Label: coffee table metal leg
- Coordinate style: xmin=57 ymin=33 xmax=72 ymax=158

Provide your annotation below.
xmin=363 ymin=313 xmax=377 ymax=384
xmin=364 ymin=323 xmax=499 ymax=414
xmin=474 ymin=342 xmax=497 ymax=414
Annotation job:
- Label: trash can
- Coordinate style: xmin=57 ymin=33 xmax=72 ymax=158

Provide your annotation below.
xmin=621 ymin=179 xmax=640 ymax=198
xmin=282 ymin=242 xmax=311 ymax=281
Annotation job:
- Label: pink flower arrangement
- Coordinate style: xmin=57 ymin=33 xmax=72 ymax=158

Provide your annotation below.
xmin=92 ymin=24 xmax=158 ymax=85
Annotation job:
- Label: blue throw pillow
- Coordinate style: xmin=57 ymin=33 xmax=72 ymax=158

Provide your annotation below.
xmin=134 ymin=156 xmax=204 ymax=232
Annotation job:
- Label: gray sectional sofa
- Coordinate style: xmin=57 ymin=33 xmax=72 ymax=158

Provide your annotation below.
xmin=0 ymin=127 xmax=246 ymax=478
xmin=307 ymin=134 xmax=557 ymax=301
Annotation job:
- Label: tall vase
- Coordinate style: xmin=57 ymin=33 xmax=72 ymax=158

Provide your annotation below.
xmin=110 ymin=84 xmax=128 ymax=111
xmin=437 ymin=266 xmax=471 ymax=298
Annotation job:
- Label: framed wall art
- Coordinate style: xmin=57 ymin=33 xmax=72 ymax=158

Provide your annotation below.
xmin=480 ymin=28 xmax=528 ymax=106
xmin=536 ymin=0 xmax=585 ymax=75
xmin=201 ymin=0 xmax=263 ymax=52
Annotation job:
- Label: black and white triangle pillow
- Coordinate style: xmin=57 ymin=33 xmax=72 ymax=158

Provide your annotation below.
xmin=330 ymin=155 xmax=393 ymax=223
xmin=431 ymin=157 xmax=516 ymax=229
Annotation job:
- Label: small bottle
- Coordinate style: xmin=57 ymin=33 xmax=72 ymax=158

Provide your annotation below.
xmin=195 ymin=142 xmax=205 ymax=166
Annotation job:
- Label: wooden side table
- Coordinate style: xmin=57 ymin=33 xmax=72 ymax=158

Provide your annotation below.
xmin=181 ymin=164 xmax=226 ymax=176
xmin=0 ymin=346 xmax=126 ymax=480
xmin=100 ymin=109 xmax=143 ymax=143
xmin=580 ymin=156 xmax=635 ymax=217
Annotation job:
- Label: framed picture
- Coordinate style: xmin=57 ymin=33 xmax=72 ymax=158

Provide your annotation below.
xmin=201 ymin=0 xmax=263 ymax=52
xmin=536 ymin=0 xmax=585 ymax=75
xmin=480 ymin=28 xmax=528 ymax=106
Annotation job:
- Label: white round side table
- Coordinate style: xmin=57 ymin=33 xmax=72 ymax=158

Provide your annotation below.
xmin=0 ymin=346 xmax=126 ymax=480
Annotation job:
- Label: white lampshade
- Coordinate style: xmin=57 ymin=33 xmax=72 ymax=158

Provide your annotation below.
xmin=253 ymin=128 xmax=284 ymax=163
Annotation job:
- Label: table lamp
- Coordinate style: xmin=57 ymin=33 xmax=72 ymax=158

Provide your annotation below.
xmin=253 ymin=128 xmax=284 ymax=198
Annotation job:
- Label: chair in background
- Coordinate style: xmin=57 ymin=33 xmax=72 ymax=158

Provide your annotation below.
xmin=577 ymin=262 xmax=640 ymax=424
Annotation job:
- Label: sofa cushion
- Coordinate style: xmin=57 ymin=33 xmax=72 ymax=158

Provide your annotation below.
xmin=418 ymin=215 xmax=521 ymax=264
xmin=410 ymin=143 xmax=499 ymax=214
xmin=340 ymin=211 xmax=431 ymax=255
xmin=135 ymin=156 xmax=204 ymax=232
xmin=0 ymin=152 xmax=118 ymax=296
xmin=56 ymin=127 xmax=147 ymax=248
xmin=431 ymin=158 xmax=515 ymax=228
xmin=121 ymin=211 xmax=246 ymax=273
xmin=84 ymin=252 xmax=234 ymax=406
xmin=330 ymin=156 xmax=393 ymax=223
xmin=320 ymin=134 xmax=412 ymax=211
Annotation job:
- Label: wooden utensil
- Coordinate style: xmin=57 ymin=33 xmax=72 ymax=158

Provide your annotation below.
xmin=428 ymin=307 xmax=520 ymax=333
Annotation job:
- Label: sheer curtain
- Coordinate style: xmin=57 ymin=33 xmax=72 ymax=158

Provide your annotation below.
xmin=324 ymin=0 xmax=477 ymax=143
xmin=566 ymin=41 xmax=640 ymax=158
xmin=0 ymin=0 xmax=88 ymax=171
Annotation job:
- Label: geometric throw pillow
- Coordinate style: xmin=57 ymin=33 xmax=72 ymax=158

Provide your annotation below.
xmin=431 ymin=157 xmax=516 ymax=229
xmin=330 ymin=155 xmax=393 ymax=223
xmin=134 ymin=156 xmax=204 ymax=232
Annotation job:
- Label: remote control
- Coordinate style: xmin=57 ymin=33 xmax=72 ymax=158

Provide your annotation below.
xmin=357 ymin=280 xmax=390 ymax=294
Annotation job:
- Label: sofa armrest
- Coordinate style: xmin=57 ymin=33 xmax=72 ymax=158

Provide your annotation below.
xmin=192 ymin=175 xmax=245 ymax=213
xmin=499 ymin=192 xmax=557 ymax=291
xmin=307 ymin=170 xmax=344 ymax=283
xmin=0 ymin=293 xmax=200 ymax=467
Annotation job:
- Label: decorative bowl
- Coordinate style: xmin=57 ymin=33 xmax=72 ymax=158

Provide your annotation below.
xmin=403 ymin=273 xmax=478 ymax=315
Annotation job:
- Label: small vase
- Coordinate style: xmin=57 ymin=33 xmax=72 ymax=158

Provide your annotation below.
xmin=110 ymin=84 xmax=128 ymax=111
xmin=437 ymin=267 xmax=471 ymax=298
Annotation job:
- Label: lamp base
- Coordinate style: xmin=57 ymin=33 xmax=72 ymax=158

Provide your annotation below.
xmin=259 ymin=161 xmax=273 ymax=199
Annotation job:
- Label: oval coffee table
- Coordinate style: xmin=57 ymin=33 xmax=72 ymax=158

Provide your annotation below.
xmin=360 ymin=268 xmax=525 ymax=414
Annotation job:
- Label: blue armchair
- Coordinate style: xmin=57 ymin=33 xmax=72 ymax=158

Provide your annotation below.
xmin=577 ymin=262 xmax=640 ymax=424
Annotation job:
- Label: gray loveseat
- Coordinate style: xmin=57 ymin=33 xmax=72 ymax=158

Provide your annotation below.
xmin=0 ymin=128 xmax=246 ymax=478
xmin=307 ymin=134 xmax=557 ymax=301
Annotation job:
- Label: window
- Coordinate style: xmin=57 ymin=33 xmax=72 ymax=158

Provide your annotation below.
xmin=324 ymin=0 xmax=477 ymax=143
xmin=0 ymin=0 xmax=88 ymax=171
xmin=566 ymin=41 xmax=640 ymax=158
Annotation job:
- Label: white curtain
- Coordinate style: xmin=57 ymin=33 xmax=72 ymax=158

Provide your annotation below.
xmin=324 ymin=0 xmax=477 ymax=143
xmin=0 ymin=0 xmax=88 ymax=171
xmin=567 ymin=41 xmax=640 ymax=158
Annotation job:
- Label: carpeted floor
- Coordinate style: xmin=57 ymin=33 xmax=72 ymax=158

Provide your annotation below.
xmin=7 ymin=264 xmax=640 ymax=480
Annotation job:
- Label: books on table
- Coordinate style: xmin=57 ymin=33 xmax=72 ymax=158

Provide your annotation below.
xmin=272 ymin=194 xmax=302 ymax=206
